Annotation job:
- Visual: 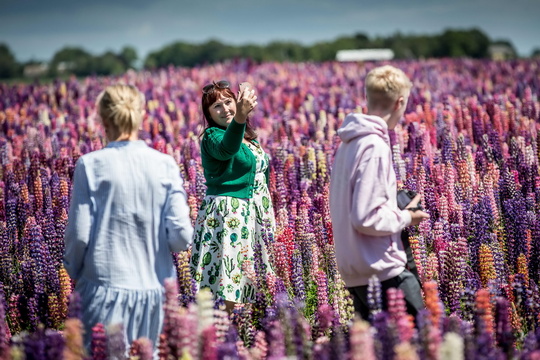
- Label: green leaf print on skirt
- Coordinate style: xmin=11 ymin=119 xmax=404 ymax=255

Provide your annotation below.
xmin=231 ymin=197 xmax=240 ymax=213
xmin=262 ymin=196 xmax=270 ymax=213
xmin=223 ymin=256 xmax=236 ymax=277
xmin=207 ymin=263 xmax=220 ymax=285
xmin=202 ymin=252 xmax=212 ymax=267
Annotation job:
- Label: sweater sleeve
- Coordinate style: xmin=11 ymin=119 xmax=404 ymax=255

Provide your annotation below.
xmin=203 ymin=120 xmax=246 ymax=160
xmin=63 ymin=158 xmax=93 ymax=281
xmin=164 ymin=158 xmax=194 ymax=252
xmin=350 ymin=150 xmax=412 ymax=236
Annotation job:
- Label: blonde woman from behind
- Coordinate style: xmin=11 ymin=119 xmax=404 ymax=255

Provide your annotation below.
xmin=63 ymin=84 xmax=194 ymax=355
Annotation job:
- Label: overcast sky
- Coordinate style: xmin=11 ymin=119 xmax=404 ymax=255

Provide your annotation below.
xmin=1 ymin=0 xmax=539 ymax=62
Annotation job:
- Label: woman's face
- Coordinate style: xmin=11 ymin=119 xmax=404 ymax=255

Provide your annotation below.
xmin=208 ymin=93 xmax=236 ymax=128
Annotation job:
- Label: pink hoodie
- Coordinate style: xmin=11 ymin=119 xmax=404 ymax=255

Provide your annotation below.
xmin=329 ymin=113 xmax=411 ymax=287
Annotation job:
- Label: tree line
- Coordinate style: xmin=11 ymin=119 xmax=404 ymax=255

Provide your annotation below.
xmin=1 ymin=28 xmax=538 ymax=80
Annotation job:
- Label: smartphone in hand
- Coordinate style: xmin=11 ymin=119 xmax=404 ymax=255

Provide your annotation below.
xmin=238 ymin=82 xmax=253 ymax=97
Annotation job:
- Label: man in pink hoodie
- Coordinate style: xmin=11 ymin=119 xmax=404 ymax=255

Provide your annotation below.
xmin=329 ymin=65 xmax=430 ymax=321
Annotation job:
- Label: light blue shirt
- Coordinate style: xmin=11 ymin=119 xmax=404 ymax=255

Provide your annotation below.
xmin=63 ymin=140 xmax=194 ymax=350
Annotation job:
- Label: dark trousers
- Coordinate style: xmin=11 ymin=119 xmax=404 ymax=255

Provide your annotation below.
xmin=347 ymin=269 xmax=424 ymax=322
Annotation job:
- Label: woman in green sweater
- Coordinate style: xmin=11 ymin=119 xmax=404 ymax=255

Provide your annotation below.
xmin=190 ymin=80 xmax=276 ymax=312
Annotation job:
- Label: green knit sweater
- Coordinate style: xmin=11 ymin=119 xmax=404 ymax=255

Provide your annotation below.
xmin=201 ymin=119 xmax=268 ymax=199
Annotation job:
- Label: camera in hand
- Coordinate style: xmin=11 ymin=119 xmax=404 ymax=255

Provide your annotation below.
xmin=397 ymin=189 xmax=423 ymax=211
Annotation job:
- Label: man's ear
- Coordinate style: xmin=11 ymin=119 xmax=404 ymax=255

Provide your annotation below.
xmin=394 ymin=96 xmax=404 ymax=111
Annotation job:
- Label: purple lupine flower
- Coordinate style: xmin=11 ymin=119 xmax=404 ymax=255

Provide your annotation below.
xmin=67 ymin=291 xmax=82 ymax=320
xmin=442 ymin=314 xmax=465 ymax=338
xmin=371 ymin=312 xmax=397 ymax=360
xmin=329 ymin=325 xmax=347 ymax=360
xmin=266 ymin=319 xmax=286 ymax=360
xmin=216 ymin=326 xmax=241 ymax=360
xmin=494 ymin=297 xmax=514 ymax=358
xmin=291 ymin=248 xmax=306 ymax=302
xmin=415 ymin=309 xmax=433 ymax=360
xmin=107 ymin=323 xmax=127 ymax=360
xmin=40 ymin=206 xmax=61 ymax=268
xmin=367 ymin=275 xmax=382 ymax=319
xmin=468 ymin=196 xmax=494 ymax=273
xmin=313 ymin=336 xmax=331 ymax=360
xmin=502 ymin=196 xmax=529 ymax=273
xmin=232 ymin=304 xmax=255 ymax=348
xmin=0 ymin=226 xmax=11 ymax=293
xmin=23 ymin=325 xmax=47 ymax=360
xmin=44 ymin=329 xmax=65 ymax=360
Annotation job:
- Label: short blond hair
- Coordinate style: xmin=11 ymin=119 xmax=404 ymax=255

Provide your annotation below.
xmin=97 ymin=84 xmax=145 ymax=134
xmin=365 ymin=65 xmax=412 ymax=111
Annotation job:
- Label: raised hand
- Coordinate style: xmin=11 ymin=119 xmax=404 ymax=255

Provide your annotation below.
xmin=235 ymin=83 xmax=258 ymax=123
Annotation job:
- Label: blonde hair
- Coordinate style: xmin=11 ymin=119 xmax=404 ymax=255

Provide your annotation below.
xmin=97 ymin=84 xmax=145 ymax=134
xmin=365 ymin=65 xmax=412 ymax=111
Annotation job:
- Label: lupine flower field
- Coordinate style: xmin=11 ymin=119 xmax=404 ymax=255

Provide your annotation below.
xmin=0 ymin=58 xmax=540 ymax=359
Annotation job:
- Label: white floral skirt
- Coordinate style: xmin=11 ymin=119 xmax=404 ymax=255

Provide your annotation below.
xmin=190 ymin=173 xmax=275 ymax=303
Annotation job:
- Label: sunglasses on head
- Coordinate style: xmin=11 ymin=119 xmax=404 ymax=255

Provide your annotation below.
xmin=202 ymin=80 xmax=231 ymax=94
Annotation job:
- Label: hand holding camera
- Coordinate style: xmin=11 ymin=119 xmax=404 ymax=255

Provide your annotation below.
xmin=397 ymin=189 xmax=430 ymax=225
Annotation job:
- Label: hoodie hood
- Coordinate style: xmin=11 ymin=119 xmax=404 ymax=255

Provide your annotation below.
xmin=337 ymin=113 xmax=389 ymax=145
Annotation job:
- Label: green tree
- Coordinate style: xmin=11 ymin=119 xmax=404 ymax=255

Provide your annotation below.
xmin=119 ymin=46 xmax=138 ymax=69
xmin=0 ymin=43 xmax=21 ymax=79
xmin=144 ymin=41 xmax=200 ymax=68
xmin=48 ymin=47 xmax=94 ymax=76
xmin=94 ymin=51 xmax=125 ymax=75
xmin=436 ymin=28 xmax=490 ymax=58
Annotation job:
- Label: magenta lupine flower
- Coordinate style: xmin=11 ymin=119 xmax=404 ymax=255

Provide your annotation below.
xmin=246 ymin=330 xmax=267 ymax=360
xmin=0 ymin=290 xmax=10 ymax=358
xmin=349 ymin=319 xmax=376 ymax=360
xmin=386 ymin=288 xmax=415 ymax=343
xmin=315 ymin=270 xmax=329 ymax=317
xmin=200 ymin=325 xmax=218 ymax=360
xmin=178 ymin=304 xmax=199 ymax=358
xmin=8 ymin=293 xmax=21 ymax=334
xmin=269 ymin=241 xmax=291 ymax=289
xmin=315 ymin=304 xmax=334 ymax=338
xmin=90 ymin=323 xmax=108 ymax=360
xmin=439 ymin=237 xmax=468 ymax=314
xmin=129 ymin=338 xmax=153 ymax=360
xmin=160 ymin=278 xmax=184 ymax=357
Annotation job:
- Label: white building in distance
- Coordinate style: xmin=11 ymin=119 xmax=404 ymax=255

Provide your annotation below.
xmin=336 ymin=49 xmax=395 ymax=62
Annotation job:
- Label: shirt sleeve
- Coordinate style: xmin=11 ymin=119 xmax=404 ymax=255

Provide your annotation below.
xmin=164 ymin=158 xmax=194 ymax=252
xmin=350 ymin=149 xmax=411 ymax=236
xmin=63 ymin=158 xmax=93 ymax=281
xmin=202 ymin=120 xmax=246 ymax=160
